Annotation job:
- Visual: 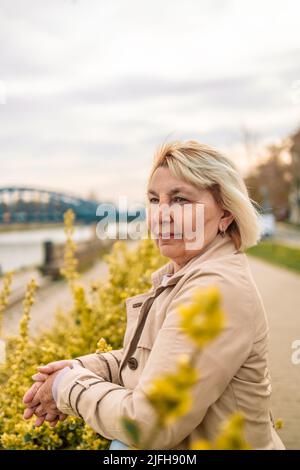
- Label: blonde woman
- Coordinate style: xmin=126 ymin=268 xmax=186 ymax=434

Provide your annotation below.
xmin=23 ymin=140 xmax=285 ymax=450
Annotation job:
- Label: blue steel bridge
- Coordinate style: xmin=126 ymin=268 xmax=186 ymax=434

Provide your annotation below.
xmin=0 ymin=186 xmax=145 ymax=225
xmin=0 ymin=186 xmax=105 ymax=224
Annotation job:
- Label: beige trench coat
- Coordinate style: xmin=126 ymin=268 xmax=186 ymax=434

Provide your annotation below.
xmin=56 ymin=232 xmax=286 ymax=450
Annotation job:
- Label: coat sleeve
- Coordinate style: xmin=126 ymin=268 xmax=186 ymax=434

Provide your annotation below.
xmin=56 ymin=271 xmax=255 ymax=449
xmin=72 ymin=348 xmax=124 ymax=385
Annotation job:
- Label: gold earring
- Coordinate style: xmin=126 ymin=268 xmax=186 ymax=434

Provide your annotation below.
xmin=219 ymin=226 xmax=226 ymax=237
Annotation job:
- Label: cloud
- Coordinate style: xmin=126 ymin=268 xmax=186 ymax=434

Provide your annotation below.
xmin=0 ymin=0 xmax=300 ymax=203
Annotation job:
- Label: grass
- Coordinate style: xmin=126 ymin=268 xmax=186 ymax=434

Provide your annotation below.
xmin=247 ymin=240 xmax=300 ymax=275
xmin=280 ymin=220 xmax=300 ymax=231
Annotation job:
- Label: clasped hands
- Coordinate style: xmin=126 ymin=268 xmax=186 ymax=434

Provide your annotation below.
xmin=22 ymin=360 xmax=72 ymax=427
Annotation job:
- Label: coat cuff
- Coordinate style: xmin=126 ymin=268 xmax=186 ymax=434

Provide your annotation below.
xmin=55 ymin=366 xmax=123 ymax=419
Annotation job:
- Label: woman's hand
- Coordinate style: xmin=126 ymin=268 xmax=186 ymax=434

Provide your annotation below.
xmin=35 ymin=359 xmax=75 ymax=377
xmin=23 ymin=370 xmax=67 ymax=427
xmin=22 ymin=360 xmax=73 ymax=426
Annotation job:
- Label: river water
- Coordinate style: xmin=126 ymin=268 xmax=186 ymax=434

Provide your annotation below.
xmin=0 ymin=221 xmax=147 ymax=274
xmin=0 ymin=225 xmax=95 ymax=274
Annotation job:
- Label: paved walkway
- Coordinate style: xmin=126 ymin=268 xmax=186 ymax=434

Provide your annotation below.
xmin=274 ymin=222 xmax=300 ymax=248
xmin=248 ymin=256 xmax=300 ymax=450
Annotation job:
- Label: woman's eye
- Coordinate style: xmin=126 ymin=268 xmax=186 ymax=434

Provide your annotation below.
xmin=148 ymin=196 xmax=188 ymax=204
xmin=149 ymin=197 xmax=159 ymax=204
xmin=173 ymin=196 xmax=188 ymax=203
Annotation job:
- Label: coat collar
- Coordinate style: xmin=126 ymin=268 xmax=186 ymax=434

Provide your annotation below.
xmin=151 ymin=232 xmax=239 ymax=289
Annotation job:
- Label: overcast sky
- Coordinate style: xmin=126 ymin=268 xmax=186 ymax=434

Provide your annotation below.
xmin=0 ymin=0 xmax=300 ymax=204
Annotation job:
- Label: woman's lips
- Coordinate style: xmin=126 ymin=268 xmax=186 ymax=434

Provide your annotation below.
xmin=158 ymin=232 xmax=182 ymax=238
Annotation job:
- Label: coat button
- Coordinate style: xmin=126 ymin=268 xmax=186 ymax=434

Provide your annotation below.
xmin=127 ymin=357 xmax=138 ymax=370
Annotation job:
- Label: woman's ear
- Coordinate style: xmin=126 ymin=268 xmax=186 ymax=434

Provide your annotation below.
xmin=220 ymin=210 xmax=234 ymax=231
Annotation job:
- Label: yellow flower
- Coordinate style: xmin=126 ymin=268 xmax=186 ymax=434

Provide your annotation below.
xmin=275 ymin=418 xmax=283 ymax=430
xmin=145 ymin=355 xmax=198 ymax=426
xmin=19 ymin=278 xmax=38 ymax=340
xmin=96 ymin=337 xmax=112 ymax=353
xmin=215 ymin=412 xmax=251 ymax=450
xmin=190 ymin=439 xmax=213 ymax=450
xmin=59 ymin=209 xmax=79 ymax=287
xmin=0 ymin=271 xmax=13 ymax=338
xmin=178 ymin=285 xmax=225 ymax=348
xmin=190 ymin=412 xmax=251 ymax=450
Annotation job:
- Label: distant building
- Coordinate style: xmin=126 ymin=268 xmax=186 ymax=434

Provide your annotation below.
xmin=289 ymin=128 xmax=300 ymax=224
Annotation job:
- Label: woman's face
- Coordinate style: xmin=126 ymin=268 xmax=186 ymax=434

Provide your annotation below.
xmin=147 ymin=166 xmax=233 ymax=271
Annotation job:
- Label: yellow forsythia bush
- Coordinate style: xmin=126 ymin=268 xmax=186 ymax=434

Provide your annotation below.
xmin=0 ymin=220 xmax=167 ymax=449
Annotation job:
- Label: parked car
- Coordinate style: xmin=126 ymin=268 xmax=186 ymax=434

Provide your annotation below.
xmin=259 ymin=211 xmax=276 ymax=238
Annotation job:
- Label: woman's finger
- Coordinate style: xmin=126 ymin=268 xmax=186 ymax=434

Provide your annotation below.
xmin=58 ymin=413 xmax=68 ymax=421
xmin=49 ymin=418 xmax=59 ymax=427
xmin=23 ymin=381 xmax=43 ymax=404
xmin=36 ymin=365 xmax=55 ymax=374
xmin=34 ymin=405 xmax=47 ymax=417
xmin=34 ymin=415 xmax=46 ymax=427
xmin=49 ymin=402 xmax=60 ymax=411
xmin=49 ymin=404 xmax=62 ymax=415
xmin=31 ymin=372 xmax=49 ymax=382
xmin=37 ymin=360 xmax=73 ymax=374
xmin=45 ymin=413 xmax=58 ymax=422
xmin=23 ymin=406 xmax=38 ymax=420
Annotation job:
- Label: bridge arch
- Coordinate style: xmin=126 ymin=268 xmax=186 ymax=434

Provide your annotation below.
xmin=0 ymin=186 xmax=101 ymax=224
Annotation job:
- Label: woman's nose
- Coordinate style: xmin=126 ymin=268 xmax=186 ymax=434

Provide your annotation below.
xmin=147 ymin=202 xmax=173 ymax=235
xmin=157 ymin=202 xmax=174 ymax=224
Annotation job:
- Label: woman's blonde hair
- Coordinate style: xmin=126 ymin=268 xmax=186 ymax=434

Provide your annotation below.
xmin=147 ymin=139 xmax=261 ymax=251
